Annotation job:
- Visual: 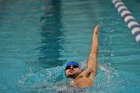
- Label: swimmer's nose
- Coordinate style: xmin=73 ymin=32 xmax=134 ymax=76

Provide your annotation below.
xmin=70 ymin=67 xmax=73 ymax=69
xmin=70 ymin=66 xmax=74 ymax=69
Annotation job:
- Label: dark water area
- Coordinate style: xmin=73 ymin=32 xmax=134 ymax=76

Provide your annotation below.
xmin=39 ymin=0 xmax=65 ymax=68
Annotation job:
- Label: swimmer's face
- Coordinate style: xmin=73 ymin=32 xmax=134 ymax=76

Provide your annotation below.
xmin=65 ymin=65 xmax=81 ymax=78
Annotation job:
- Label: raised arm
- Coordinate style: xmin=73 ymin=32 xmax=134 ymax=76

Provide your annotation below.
xmin=87 ymin=24 xmax=99 ymax=75
xmin=77 ymin=25 xmax=99 ymax=79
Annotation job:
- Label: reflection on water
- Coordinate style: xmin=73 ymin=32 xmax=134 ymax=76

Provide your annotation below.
xmin=39 ymin=0 xmax=65 ymax=68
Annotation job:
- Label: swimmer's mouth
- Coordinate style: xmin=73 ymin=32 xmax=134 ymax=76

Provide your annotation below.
xmin=68 ymin=69 xmax=74 ymax=73
xmin=67 ymin=74 xmax=76 ymax=78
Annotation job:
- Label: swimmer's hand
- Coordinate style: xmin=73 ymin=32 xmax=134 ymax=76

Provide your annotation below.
xmin=93 ymin=24 xmax=100 ymax=36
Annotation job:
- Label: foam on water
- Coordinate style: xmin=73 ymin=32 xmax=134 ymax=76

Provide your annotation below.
xmin=17 ymin=62 xmax=122 ymax=93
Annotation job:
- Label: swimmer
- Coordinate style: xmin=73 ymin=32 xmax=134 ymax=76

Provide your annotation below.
xmin=65 ymin=24 xmax=99 ymax=88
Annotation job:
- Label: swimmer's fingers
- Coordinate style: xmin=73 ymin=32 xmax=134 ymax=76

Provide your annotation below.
xmin=93 ymin=24 xmax=100 ymax=36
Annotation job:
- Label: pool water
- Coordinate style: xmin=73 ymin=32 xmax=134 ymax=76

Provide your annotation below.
xmin=0 ymin=0 xmax=140 ymax=93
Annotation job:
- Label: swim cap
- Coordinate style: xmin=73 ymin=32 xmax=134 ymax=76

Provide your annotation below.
xmin=66 ymin=61 xmax=79 ymax=68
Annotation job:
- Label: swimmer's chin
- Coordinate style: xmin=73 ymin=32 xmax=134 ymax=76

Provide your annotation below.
xmin=66 ymin=74 xmax=78 ymax=79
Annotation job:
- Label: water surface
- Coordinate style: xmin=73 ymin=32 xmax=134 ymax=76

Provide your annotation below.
xmin=0 ymin=0 xmax=140 ymax=93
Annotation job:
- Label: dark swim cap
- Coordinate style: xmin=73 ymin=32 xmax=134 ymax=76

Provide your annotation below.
xmin=66 ymin=61 xmax=79 ymax=68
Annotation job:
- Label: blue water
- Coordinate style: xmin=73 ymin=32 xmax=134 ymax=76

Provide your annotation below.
xmin=0 ymin=0 xmax=140 ymax=93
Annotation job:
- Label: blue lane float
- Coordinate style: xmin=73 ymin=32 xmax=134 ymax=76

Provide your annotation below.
xmin=112 ymin=0 xmax=140 ymax=44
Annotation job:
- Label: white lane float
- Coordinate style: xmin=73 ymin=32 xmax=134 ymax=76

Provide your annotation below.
xmin=112 ymin=0 xmax=140 ymax=44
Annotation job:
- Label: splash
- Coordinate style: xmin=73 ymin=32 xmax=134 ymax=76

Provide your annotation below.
xmin=18 ymin=66 xmax=66 ymax=92
xmin=17 ymin=62 xmax=123 ymax=93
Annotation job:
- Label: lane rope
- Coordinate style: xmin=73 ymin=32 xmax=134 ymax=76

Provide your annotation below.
xmin=112 ymin=0 xmax=140 ymax=44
